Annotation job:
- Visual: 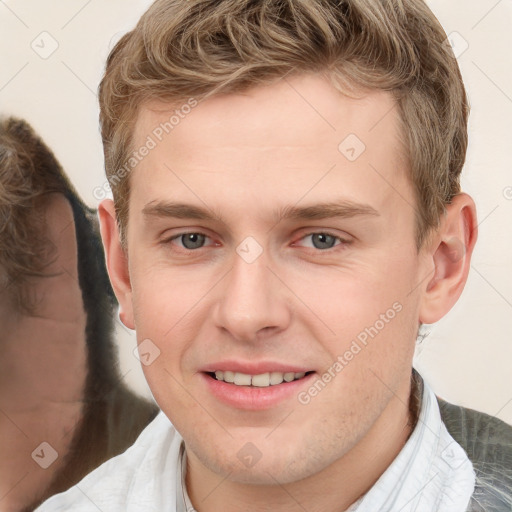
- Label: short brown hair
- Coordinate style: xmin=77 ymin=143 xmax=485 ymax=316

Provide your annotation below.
xmin=98 ymin=0 xmax=469 ymax=252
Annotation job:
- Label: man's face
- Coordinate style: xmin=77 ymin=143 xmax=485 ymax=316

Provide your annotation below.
xmin=119 ymin=74 xmax=431 ymax=483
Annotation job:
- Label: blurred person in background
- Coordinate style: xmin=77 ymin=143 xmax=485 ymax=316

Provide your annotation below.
xmin=0 ymin=118 xmax=159 ymax=512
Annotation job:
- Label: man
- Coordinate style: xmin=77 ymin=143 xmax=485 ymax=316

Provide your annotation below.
xmin=36 ymin=0 xmax=512 ymax=510
xmin=0 ymin=118 xmax=158 ymax=511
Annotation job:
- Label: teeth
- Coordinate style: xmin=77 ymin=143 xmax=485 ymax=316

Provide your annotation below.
xmin=213 ymin=371 xmax=308 ymax=387
xmin=269 ymin=371 xmax=284 ymax=385
xmin=234 ymin=372 xmax=252 ymax=386
xmin=251 ymin=373 xmax=270 ymax=387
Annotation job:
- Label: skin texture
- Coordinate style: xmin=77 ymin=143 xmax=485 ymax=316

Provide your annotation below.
xmin=99 ymin=73 xmax=478 ymax=512
xmin=0 ymin=194 xmax=87 ymax=512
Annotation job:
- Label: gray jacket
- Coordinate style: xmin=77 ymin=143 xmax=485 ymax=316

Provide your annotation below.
xmin=438 ymin=397 xmax=512 ymax=511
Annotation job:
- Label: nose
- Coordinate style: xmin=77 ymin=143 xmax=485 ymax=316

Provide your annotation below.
xmin=212 ymin=246 xmax=291 ymax=343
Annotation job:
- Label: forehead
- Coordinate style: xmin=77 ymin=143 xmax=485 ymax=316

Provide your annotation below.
xmin=129 ymin=73 xmax=411 ymax=225
xmin=133 ymin=73 xmax=404 ymax=152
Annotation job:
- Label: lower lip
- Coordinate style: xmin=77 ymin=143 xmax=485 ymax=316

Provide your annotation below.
xmin=201 ymin=372 xmax=316 ymax=410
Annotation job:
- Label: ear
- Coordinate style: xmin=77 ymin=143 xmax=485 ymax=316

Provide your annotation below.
xmin=419 ymin=193 xmax=478 ymax=324
xmin=97 ymin=199 xmax=135 ymax=330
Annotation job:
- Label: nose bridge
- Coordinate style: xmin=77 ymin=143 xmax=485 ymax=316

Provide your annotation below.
xmin=213 ymin=242 xmax=290 ymax=340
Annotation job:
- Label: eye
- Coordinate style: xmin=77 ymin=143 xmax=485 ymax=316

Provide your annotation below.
xmin=295 ymin=232 xmax=350 ymax=251
xmin=162 ymin=232 xmax=213 ymax=251
xmin=161 ymin=230 xmax=350 ymax=253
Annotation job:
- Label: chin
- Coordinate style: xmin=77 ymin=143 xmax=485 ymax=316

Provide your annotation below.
xmin=189 ymin=435 xmax=329 ymax=486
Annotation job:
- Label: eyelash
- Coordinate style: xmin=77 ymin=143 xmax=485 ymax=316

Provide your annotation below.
xmin=161 ymin=231 xmax=351 ymax=254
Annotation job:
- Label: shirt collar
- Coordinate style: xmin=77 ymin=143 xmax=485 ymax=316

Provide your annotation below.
xmin=347 ymin=369 xmax=475 ymax=511
xmin=177 ymin=370 xmax=475 ymax=512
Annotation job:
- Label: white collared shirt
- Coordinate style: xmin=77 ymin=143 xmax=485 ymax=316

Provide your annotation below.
xmin=36 ymin=375 xmax=475 ymax=512
xmin=340 ymin=377 xmax=476 ymax=511
xmin=177 ymin=377 xmax=475 ymax=512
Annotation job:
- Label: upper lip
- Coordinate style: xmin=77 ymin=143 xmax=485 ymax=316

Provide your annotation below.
xmin=201 ymin=360 xmax=312 ymax=375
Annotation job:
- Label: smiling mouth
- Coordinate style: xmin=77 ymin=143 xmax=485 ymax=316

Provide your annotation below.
xmin=207 ymin=370 xmax=314 ymax=387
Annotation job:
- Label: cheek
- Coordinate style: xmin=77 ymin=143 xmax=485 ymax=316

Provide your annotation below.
xmin=130 ymin=266 xmax=214 ymax=399
xmin=290 ymin=256 xmax=421 ymax=386
xmin=294 ymin=257 xmax=416 ymax=332
xmin=130 ymin=263 xmax=207 ymax=336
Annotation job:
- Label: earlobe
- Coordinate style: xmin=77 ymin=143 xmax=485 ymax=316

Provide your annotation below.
xmin=97 ymin=199 xmax=136 ymax=330
xmin=419 ymin=193 xmax=478 ymax=324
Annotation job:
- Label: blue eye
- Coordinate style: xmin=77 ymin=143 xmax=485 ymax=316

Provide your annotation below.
xmin=161 ymin=231 xmax=349 ymax=254
xmin=164 ymin=232 xmax=211 ymax=251
xmin=179 ymin=233 xmax=207 ymax=250
xmin=298 ymin=232 xmax=348 ymax=251
xmin=307 ymin=233 xmax=339 ymax=250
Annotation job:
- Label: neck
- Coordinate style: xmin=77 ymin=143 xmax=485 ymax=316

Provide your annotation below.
xmin=186 ymin=373 xmax=418 ymax=512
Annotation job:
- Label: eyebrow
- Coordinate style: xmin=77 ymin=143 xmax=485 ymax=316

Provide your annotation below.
xmin=141 ymin=199 xmax=380 ymax=224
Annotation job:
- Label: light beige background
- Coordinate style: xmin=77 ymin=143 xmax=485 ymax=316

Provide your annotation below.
xmin=1 ymin=1 xmax=511 ymax=424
